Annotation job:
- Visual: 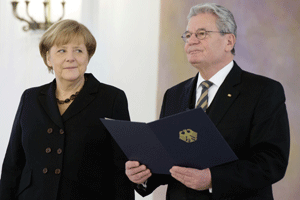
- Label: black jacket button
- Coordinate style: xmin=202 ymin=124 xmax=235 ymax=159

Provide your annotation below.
xmin=47 ymin=128 xmax=53 ymax=134
xmin=57 ymin=148 xmax=62 ymax=155
xmin=45 ymin=148 xmax=52 ymax=153
xmin=55 ymin=169 xmax=61 ymax=175
xmin=43 ymin=168 xmax=48 ymax=174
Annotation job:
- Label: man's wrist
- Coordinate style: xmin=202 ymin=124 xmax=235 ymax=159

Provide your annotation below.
xmin=141 ymin=180 xmax=147 ymax=188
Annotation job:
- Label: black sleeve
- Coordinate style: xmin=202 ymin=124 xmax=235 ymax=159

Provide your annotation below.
xmin=134 ymin=89 xmax=172 ymax=197
xmin=111 ymin=90 xmax=136 ymax=199
xmin=210 ymin=82 xmax=290 ymax=199
xmin=112 ymin=90 xmax=130 ymax=121
xmin=0 ymin=91 xmax=27 ymax=200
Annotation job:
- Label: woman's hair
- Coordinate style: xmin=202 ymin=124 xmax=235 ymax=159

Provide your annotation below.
xmin=187 ymin=3 xmax=237 ymax=55
xmin=39 ymin=19 xmax=97 ymax=72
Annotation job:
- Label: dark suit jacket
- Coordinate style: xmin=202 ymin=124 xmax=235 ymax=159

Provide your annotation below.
xmin=0 ymin=73 xmax=135 ymax=200
xmin=136 ymin=61 xmax=290 ymax=200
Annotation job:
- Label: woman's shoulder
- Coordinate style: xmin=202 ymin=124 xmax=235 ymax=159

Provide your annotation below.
xmin=22 ymin=82 xmax=52 ymax=97
xmin=87 ymin=73 xmax=126 ymax=95
xmin=99 ymin=82 xmax=125 ymax=94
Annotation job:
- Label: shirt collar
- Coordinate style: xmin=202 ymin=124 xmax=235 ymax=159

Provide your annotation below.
xmin=196 ymin=60 xmax=234 ymax=89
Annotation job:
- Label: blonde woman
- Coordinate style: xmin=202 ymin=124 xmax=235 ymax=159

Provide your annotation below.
xmin=0 ymin=19 xmax=134 ymax=200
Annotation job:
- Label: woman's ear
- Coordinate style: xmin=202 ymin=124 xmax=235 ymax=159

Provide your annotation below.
xmin=46 ymin=51 xmax=52 ymax=67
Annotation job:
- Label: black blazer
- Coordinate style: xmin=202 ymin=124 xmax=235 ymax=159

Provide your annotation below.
xmin=0 ymin=74 xmax=135 ymax=200
xmin=136 ymin=61 xmax=290 ymax=200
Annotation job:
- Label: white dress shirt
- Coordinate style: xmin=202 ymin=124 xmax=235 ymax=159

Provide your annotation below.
xmin=195 ymin=61 xmax=234 ymax=108
xmin=195 ymin=61 xmax=234 ymax=193
xmin=141 ymin=61 xmax=234 ymax=193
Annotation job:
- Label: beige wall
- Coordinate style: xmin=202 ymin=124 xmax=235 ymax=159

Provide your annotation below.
xmin=155 ymin=0 xmax=300 ymax=199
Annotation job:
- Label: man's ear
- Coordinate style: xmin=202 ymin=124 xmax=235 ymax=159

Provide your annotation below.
xmin=225 ymin=33 xmax=236 ymax=53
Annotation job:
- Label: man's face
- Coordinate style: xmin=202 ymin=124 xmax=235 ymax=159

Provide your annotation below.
xmin=184 ymin=13 xmax=229 ymax=68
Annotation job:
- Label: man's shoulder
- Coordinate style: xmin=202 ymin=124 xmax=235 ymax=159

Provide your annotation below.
xmin=237 ymin=68 xmax=286 ymax=103
xmin=166 ymin=76 xmax=196 ymax=93
xmin=241 ymin=69 xmax=283 ymax=90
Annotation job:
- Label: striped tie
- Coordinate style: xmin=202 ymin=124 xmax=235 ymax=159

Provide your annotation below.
xmin=196 ymin=81 xmax=213 ymax=112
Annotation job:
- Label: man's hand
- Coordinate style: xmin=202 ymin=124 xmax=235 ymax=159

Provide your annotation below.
xmin=125 ymin=161 xmax=152 ymax=184
xmin=170 ymin=166 xmax=212 ymax=191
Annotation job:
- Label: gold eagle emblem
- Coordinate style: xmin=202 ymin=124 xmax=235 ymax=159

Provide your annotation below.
xmin=179 ymin=129 xmax=197 ymax=143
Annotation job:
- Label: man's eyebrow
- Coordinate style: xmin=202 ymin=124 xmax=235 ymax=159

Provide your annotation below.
xmin=186 ymin=28 xmax=206 ymax=32
xmin=196 ymin=28 xmax=206 ymax=31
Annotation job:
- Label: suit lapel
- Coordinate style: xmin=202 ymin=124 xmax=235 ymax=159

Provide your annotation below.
xmin=183 ymin=74 xmax=199 ymax=112
xmin=61 ymin=74 xmax=98 ymax=122
xmin=208 ymin=62 xmax=242 ymax=126
xmin=38 ymin=74 xmax=99 ymax=127
xmin=39 ymin=81 xmax=64 ymax=129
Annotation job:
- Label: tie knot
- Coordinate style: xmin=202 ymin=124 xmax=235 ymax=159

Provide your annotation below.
xmin=200 ymin=81 xmax=213 ymax=89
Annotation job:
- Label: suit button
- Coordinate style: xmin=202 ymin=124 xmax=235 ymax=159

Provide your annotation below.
xmin=47 ymin=128 xmax=53 ymax=134
xmin=45 ymin=147 xmax=52 ymax=153
xmin=59 ymin=129 xmax=64 ymax=135
xmin=43 ymin=168 xmax=48 ymax=174
xmin=57 ymin=148 xmax=62 ymax=155
xmin=55 ymin=169 xmax=61 ymax=175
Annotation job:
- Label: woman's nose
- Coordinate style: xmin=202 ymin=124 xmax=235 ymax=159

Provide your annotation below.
xmin=66 ymin=52 xmax=75 ymax=62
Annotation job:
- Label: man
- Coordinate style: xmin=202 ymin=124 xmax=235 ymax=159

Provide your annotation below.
xmin=126 ymin=3 xmax=290 ymax=200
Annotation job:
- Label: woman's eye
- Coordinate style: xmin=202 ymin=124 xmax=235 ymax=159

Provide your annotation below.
xmin=76 ymin=49 xmax=83 ymax=53
xmin=58 ymin=49 xmax=65 ymax=53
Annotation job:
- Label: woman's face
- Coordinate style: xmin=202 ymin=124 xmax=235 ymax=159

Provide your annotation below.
xmin=47 ymin=36 xmax=89 ymax=83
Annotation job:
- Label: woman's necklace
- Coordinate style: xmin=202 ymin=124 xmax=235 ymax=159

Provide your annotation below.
xmin=56 ymin=92 xmax=80 ymax=104
xmin=56 ymin=77 xmax=87 ymax=104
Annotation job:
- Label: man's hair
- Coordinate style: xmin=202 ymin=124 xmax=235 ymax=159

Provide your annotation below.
xmin=188 ymin=3 xmax=237 ymax=55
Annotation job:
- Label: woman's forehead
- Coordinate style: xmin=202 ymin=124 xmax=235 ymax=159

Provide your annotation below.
xmin=54 ymin=34 xmax=85 ymax=46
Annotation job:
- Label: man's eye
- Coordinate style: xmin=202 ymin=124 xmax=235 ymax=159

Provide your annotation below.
xmin=185 ymin=33 xmax=192 ymax=38
xmin=197 ymin=31 xmax=206 ymax=36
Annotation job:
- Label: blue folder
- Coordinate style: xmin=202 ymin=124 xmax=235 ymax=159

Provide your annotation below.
xmin=100 ymin=108 xmax=238 ymax=174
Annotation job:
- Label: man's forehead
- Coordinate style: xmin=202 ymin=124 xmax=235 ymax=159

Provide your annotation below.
xmin=186 ymin=13 xmax=217 ymax=31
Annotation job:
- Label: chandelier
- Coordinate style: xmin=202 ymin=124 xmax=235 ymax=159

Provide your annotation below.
xmin=11 ymin=0 xmax=66 ymax=32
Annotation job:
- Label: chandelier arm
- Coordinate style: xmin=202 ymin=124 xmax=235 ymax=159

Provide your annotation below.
xmin=11 ymin=2 xmax=32 ymax=32
xmin=43 ymin=2 xmax=49 ymax=24
xmin=57 ymin=2 xmax=66 ymax=22
xmin=25 ymin=1 xmax=38 ymax=24
xmin=11 ymin=0 xmax=65 ymax=32
xmin=23 ymin=25 xmax=31 ymax=32
xmin=11 ymin=2 xmax=31 ymax=24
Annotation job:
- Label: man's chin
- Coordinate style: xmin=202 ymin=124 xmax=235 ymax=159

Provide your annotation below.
xmin=189 ymin=59 xmax=204 ymax=66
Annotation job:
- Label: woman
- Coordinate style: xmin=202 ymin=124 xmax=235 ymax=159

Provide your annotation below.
xmin=0 ymin=19 xmax=134 ymax=200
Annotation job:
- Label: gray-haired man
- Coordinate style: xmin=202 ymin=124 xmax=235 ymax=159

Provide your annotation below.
xmin=126 ymin=3 xmax=289 ymax=200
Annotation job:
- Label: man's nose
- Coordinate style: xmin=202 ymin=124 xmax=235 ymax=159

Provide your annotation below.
xmin=187 ymin=33 xmax=200 ymax=45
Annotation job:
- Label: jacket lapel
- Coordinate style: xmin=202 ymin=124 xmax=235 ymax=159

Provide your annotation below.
xmin=183 ymin=74 xmax=199 ymax=112
xmin=208 ymin=62 xmax=242 ymax=126
xmin=61 ymin=74 xmax=98 ymax=122
xmin=39 ymin=81 xmax=64 ymax=129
